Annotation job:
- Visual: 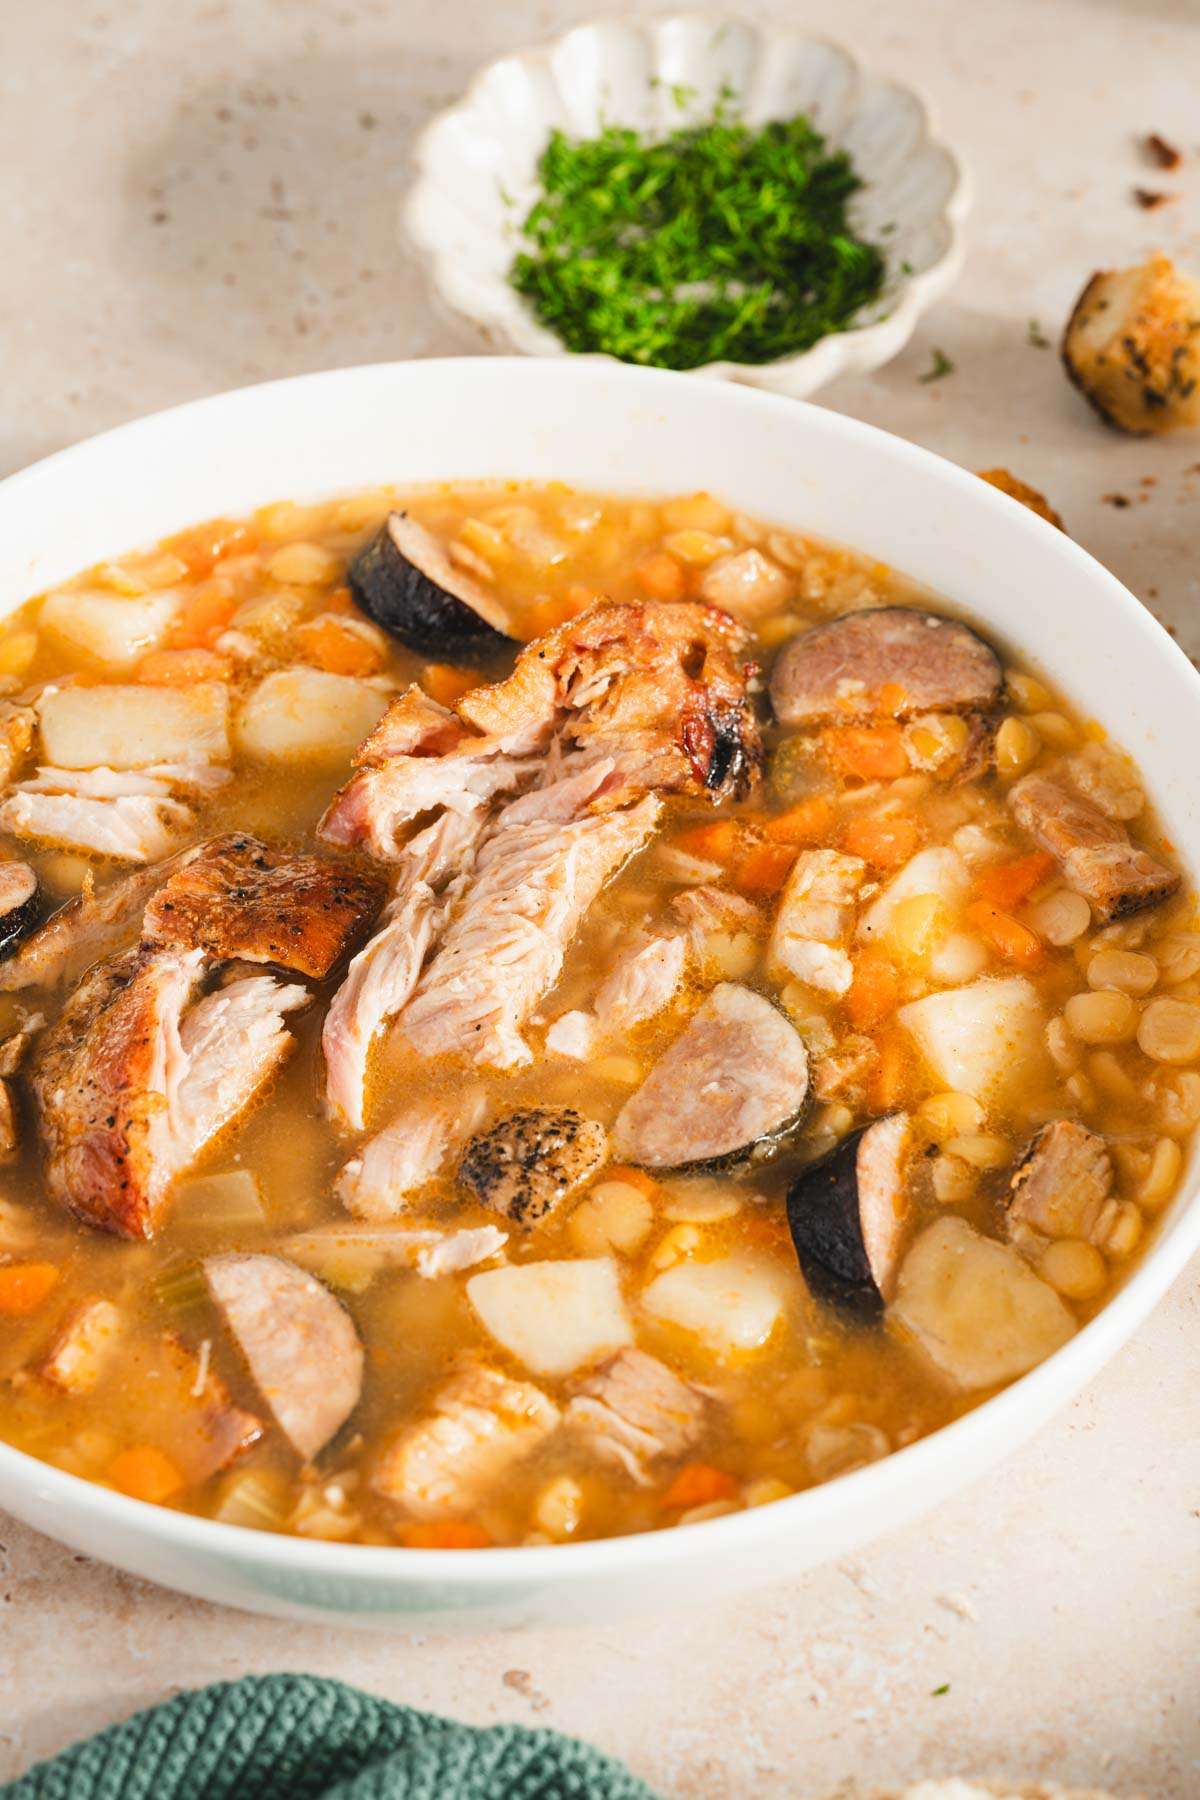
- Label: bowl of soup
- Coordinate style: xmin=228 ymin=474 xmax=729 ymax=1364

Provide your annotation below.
xmin=0 ymin=358 xmax=1196 ymax=1629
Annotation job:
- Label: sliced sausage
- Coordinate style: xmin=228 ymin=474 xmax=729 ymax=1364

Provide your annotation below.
xmin=1009 ymin=772 xmax=1180 ymax=921
xmin=786 ymin=1113 xmax=914 ymax=1316
xmin=0 ymin=862 xmax=39 ymax=960
xmin=349 ymin=512 xmax=515 ymax=660
xmin=565 ymin=1347 xmax=707 ymax=1485
xmin=204 ymin=1252 xmax=363 ymax=1462
xmin=458 ymin=1107 xmax=608 ymax=1226
xmin=769 ymin=607 xmax=1003 ymax=728
xmin=612 ymin=982 xmax=810 ymax=1170
xmin=1006 ymin=1119 xmax=1113 ymax=1241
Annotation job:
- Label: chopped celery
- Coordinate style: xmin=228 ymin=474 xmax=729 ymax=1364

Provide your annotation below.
xmin=214 ymin=1467 xmax=290 ymax=1531
xmin=175 ymin=1170 xmax=265 ymax=1231
xmin=151 ymin=1254 xmax=209 ymax=1320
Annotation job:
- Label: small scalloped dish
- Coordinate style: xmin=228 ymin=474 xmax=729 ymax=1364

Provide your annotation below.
xmin=404 ymin=16 xmax=970 ymax=397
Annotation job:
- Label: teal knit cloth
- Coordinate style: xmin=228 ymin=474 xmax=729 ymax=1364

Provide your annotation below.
xmin=3 ymin=1674 xmax=659 ymax=1800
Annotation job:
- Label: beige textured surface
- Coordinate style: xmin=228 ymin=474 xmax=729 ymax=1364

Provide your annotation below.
xmin=0 ymin=1 xmax=1198 ymax=1795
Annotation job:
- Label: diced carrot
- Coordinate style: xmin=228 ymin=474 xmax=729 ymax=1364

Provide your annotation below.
xmin=134 ymin=647 xmax=232 ymax=686
xmin=0 ymin=1263 xmax=60 ymax=1316
xmin=763 ymin=796 xmax=835 ymax=845
xmin=734 ymin=842 xmax=798 ymax=894
xmin=107 ymin=1445 xmax=185 ymax=1505
xmin=422 ymin=663 xmax=480 ymax=707
xmin=670 ymin=820 xmax=744 ymax=866
xmin=965 ymin=900 xmax=1044 ymax=968
xmin=635 ymin=551 xmax=687 ymax=602
xmin=323 ymin=583 xmax=356 ymax=614
xmin=824 ymin=723 xmax=910 ymax=781
xmin=296 ymin=615 xmax=383 ymax=678
xmin=167 ymin=520 xmax=254 ymax=578
xmin=168 ymin=585 xmax=237 ymax=650
xmin=845 ymin=951 xmax=901 ymax=1029
xmin=402 ymin=1521 xmax=492 ymax=1550
xmin=878 ymin=681 xmax=909 ymax=714
xmin=522 ymin=590 xmax=591 ymax=639
xmin=975 ymin=851 xmax=1056 ymax=910
xmin=841 ymin=813 xmax=922 ymax=869
xmin=602 ymin=1165 xmax=660 ymax=1198
xmin=870 ymin=1029 xmax=910 ymax=1112
xmin=660 ymin=1463 xmax=737 ymax=1511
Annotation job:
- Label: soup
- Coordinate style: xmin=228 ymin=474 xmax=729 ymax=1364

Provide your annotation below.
xmin=0 ymin=482 xmax=1191 ymax=1549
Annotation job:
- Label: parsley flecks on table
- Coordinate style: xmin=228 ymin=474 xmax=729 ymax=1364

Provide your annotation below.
xmin=918 ymin=346 xmax=955 ymax=383
xmin=508 ymin=115 xmax=887 ymax=370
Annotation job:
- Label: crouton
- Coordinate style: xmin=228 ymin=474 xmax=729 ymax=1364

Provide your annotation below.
xmin=977 ymin=469 xmax=1065 ymax=531
xmin=1062 ymin=252 xmax=1200 ymax=434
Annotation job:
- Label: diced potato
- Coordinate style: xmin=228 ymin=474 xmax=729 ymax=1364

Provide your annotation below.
xmin=898 ymin=975 xmax=1047 ymax=1103
xmin=891 ymin=1217 xmax=1075 ymax=1388
xmin=641 ymin=1254 xmax=792 ymax=1357
xmin=37 ymin=683 xmax=229 ymax=769
xmin=466 ymin=1258 xmax=632 ymax=1377
xmin=857 ymin=847 xmax=971 ymax=944
xmin=39 ymin=588 xmax=180 ymax=668
xmin=236 ymin=668 xmax=387 ymax=764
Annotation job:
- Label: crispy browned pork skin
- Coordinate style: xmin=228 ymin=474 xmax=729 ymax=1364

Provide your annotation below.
xmin=319 ymin=598 xmax=762 ymax=1112
xmin=143 ymin=833 xmax=384 ymax=978
xmin=33 ymin=945 xmax=308 ymax=1238
xmin=320 ymin=598 xmax=762 ymax=858
xmin=456 ymin=598 xmax=762 ymax=803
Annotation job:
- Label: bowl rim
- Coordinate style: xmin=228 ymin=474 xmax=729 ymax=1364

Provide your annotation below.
xmin=402 ymin=11 xmax=972 ymax=382
xmin=0 ymin=355 xmax=1198 ymax=1587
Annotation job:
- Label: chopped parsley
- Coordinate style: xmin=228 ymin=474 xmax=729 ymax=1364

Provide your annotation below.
xmin=1027 ymin=317 xmax=1050 ymax=348
xmin=508 ymin=112 xmax=887 ymax=370
xmin=931 ymin=1683 xmax=951 ymax=1696
xmin=918 ymin=347 xmax=955 ymax=383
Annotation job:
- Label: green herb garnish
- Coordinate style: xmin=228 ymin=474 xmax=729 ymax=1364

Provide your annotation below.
xmin=931 ymin=1683 xmax=951 ymax=1697
xmin=508 ymin=114 xmax=887 ymax=370
xmin=918 ymin=347 xmax=955 ymax=383
xmin=1027 ymin=317 xmax=1050 ymax=348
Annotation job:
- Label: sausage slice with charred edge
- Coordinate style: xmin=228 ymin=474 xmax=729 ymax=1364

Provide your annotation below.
xmin=458 ymin=1107 xmax=608 ymax=1226
xmin=349 ymin=512 xmax=515 ymax=660
xmin=786 ymin=1113 xmax=914 ymax=1316
xmin=0 ymin=862 xmax=39 ymax=960
xmin=612 ymin=982 xmax=810 ymax=1171
xmin=769 ymin=607 xmax=1003 ymax=729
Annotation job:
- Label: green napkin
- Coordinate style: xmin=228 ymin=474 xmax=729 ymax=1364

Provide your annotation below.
xmin=3 ymin=1673 xmax=659 ymax=1799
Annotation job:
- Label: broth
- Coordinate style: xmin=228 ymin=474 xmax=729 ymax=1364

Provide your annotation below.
xmin=0 ymin=481 xmax=1191 ymax=1548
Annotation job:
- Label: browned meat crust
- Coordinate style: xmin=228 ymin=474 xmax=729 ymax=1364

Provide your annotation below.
xmin=0 ymin=848 xmax=201 ymax=994
xmin=457 ymin=599 xmax=762 ymax=803
xmin=769 ymin=607 xmax=1003 ymax=729
xmin=1009 ymin=773 xmax=1180 ymax=921
xmin=458 ymin=1108 xmax=608 ymax=1225
xmin=143 ymin=833 xmax=385 ymax=978
xmin=1007 ymin=1119 xmax=1113 ymax=1241
xmin=31 ymin=946 xmax=200 ymax=1238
